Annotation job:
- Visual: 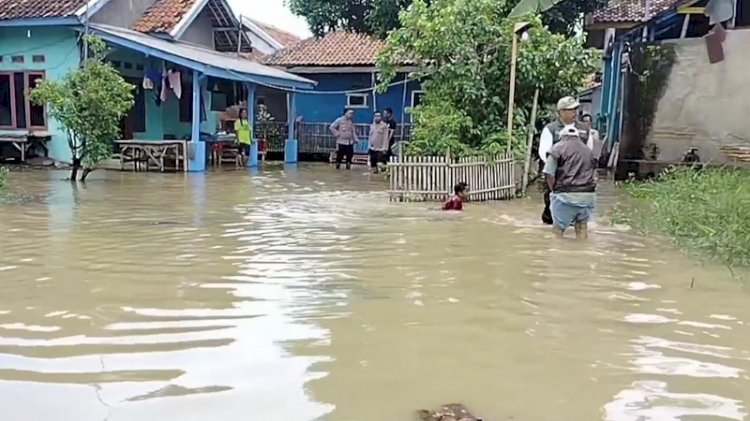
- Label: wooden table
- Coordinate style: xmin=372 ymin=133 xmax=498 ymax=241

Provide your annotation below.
xmin=0 ymin=132 xmax=51 ymax=163
xmin=115 ymin=140 xmax=188 ymax=172
xmin=206 ymin=138 xmax=237 ymax=166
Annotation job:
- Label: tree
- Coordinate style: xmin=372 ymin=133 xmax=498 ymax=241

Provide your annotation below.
xmin=30 ymin=36 xmax=134 ymax=182
xmin=287 ymin=0 xmax=413 ymax=38
xmin=289 ymin=0 xmax=607 ymax=38
xmin=376 ymin=0 xmax=599 ymax=156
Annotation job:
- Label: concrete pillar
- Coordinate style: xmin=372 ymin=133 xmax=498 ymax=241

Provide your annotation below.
xmin=284 ymin=91 xmax=298 ymax=163
xmin=247 ymin=83 xmax=259 ymax=168
xmin=188 ymin=70 xmax=206 ymax=172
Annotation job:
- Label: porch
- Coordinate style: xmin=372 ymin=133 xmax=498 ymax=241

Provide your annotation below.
xmin=88 ymin=24 xmax=315 ymax=172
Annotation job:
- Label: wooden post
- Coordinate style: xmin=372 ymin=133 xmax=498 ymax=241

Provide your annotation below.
xmin=521 ymin=87 xmax=539 ymax=196
xmin=680 ymin=14 xmax=690 ymax=38
xmin=506 ymin=31 xmax=519 ymax=154
xmin=187 ymin=70 xmax=206 ymax=172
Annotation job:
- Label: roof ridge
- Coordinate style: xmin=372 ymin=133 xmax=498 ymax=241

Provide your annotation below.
xmin=261 ymin=31 xmax=385 ymax=67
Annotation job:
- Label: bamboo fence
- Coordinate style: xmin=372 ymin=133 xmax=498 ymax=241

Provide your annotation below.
xmin=387 ymin=152 xmax=516 ymax=202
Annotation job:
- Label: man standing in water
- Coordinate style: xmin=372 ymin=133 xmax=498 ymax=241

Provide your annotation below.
xmin=543 ymin=125 xmax=597 ymax=239
xmin=330 ymin=108 xmax=359 ymax=170
xmin=383 ymin=107 xmax=398 ymax=161
xmin=368 ymin=111 xmax=390 ymax=174
xmin=538 ymin=97 xmax=593 ymax=224
xmin=581 ymin=113 xmax=604 ymax=163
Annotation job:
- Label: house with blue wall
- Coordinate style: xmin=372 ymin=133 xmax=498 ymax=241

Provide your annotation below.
xmin=0 ymin=0 xmax=315 ymax=170
xmin=262 ymin=31 xmax=422 ymax=154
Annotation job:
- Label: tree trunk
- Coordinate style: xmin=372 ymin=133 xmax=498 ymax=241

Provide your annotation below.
xmin=70 ymin=158 xmax=81 ymax=182
xmin=80 ymin=168 xmax=93 ymax=182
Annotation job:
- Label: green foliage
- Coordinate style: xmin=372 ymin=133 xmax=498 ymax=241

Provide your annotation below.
xmin=510 ymin=0 xmax=608 ymax=36
xmin=377 ymin=0 xmax=598 ymax=157
xmin=30 ymin=36 xmax=133 ymax=181
xmin=0 ymin=166 xmax=7 ymax=195
xmin=290 ymin=0 xmax=606 ymax=38
xmin=611 ymin=168 xmax=750 ymax=267
xmin=287 ymin=0 xmax=409 ymax=38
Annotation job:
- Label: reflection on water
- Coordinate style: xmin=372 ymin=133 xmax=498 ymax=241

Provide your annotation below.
xmin=0 ymin=165 xmax=748 ymax=421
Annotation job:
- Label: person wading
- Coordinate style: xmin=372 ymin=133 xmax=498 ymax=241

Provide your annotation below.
xmin=330 ymin=108 xmax=359 ymax=170
xmin=543 ymin=124 xmax=598 ymax=239
xmin=538 ymin=97 xmax=593 ymax=225
xmin=234 ymin=108 xmax=252 ymax=168
xmin=368 ymin=111 xmax=390 ymax=174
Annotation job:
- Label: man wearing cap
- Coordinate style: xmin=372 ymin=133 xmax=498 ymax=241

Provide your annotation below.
xmin=538 ymin=96 xmax=593 ymax=225
xmin=543 ymin=124 xmax=598 ymax=239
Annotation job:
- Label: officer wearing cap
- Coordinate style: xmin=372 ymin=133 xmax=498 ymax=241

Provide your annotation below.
xmin=537 ymin=96 xmax=594 ymax=225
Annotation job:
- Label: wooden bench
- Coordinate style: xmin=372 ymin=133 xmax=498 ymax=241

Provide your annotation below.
xmin=115 ymin=140 xmax=188 ymax=172
xmin=0 ymin=132 xmax=51 ymax=163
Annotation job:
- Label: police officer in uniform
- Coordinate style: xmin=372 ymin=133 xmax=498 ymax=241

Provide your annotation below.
xmin=538 ymin=97 xmax=593 ymax=225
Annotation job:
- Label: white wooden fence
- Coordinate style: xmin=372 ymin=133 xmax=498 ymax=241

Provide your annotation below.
xmin=387 ymin=153 xmax=516 ymax=202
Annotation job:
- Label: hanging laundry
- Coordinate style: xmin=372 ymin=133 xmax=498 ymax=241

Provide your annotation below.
xmin=706 ymin=0 xmax=734 ymax=26
xmin=168 ymin=70 xmax=182 ymax=99
xmin=142 ymin=75 xmax=154 ymax=90
xmin=160 ymin=71 xmax=169 ymax=103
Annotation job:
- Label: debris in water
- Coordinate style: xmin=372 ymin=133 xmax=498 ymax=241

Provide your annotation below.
xmin=417 ymin=403 xmax=482 ymax=421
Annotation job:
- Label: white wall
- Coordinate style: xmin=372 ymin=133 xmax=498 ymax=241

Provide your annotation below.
xmin=648 ymin=28 xmax=750 ymax=163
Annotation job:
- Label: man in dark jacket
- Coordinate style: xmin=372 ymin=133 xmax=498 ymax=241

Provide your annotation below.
xmin=543 ymin=124 xmax=597 ymax=239
xmin=537 ymin=96 xmax=593 ymax=224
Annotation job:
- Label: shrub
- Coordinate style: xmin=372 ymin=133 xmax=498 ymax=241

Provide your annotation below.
xmin=612 ymin=167 xmax=750 ymax=267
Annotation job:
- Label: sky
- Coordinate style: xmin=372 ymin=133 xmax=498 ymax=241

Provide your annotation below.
xmin=227 ymin=0 xmax=313 ymax=38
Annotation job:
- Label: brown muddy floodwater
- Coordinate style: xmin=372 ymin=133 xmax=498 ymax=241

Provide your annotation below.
xmin=0 ymin=164 xmax=749 ymax=421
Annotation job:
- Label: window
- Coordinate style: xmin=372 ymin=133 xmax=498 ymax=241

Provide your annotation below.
xmin=346 ymin=93 xmax=368 ymax=108
xmin=0 ymin=71 xmax=45 ymax=129
xmin=11 ymin=56 xmax=24 ymax=64
xmin=32 ymin=55 xmax=45 ymax=63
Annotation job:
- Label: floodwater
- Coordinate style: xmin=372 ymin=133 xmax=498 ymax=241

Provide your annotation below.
xmin=0 ymin=164 xmax=748 ymax=421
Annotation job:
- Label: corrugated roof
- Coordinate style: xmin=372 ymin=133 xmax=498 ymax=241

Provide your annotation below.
xmin=0 ymin=0 xmax=88 ymax=20
xmin=131 ymin=0 xmax=197 ymax=33
xmin=91 ymin=24 xmax=315 ymax=87
xmin=590 ymin=0 xmax=682 ymax=23
xmin=262 ymin=31 xmax=385 ymax=67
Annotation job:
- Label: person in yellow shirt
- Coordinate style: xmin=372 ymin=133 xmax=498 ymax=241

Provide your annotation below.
xmin=234 ymin=108 xmax=252 ymax=167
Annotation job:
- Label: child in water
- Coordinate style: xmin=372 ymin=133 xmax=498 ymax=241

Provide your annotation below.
xmin=443 ymin=182 xmax=469 ymax=210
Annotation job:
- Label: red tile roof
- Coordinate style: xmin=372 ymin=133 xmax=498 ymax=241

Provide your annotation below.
xmin=262 ymin=31 xmax=386 ymax=67
xmin=590 ymin=0 xmax=682 ymax=23
xmin=132 ymin=0 xmax=198 ymax=33
xmin=252 ymin=20 xmax=301 ymax=47
xmin=0 ymin=0 xmax=88 ymax=20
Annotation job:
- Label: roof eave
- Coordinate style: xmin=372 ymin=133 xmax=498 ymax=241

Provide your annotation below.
xmin=241 ymin=17 xmax=284 ymax=50
xmin=75 ymin=0 xmax=114 ymax=18
xmin=274 ymin=65 xmax=417 ymax=73
xmin=0 ymin=16 xmax=80 ymax=27
xmin=88 ymin=26 xmax=316 ymax=90
xmin=169 ymin=0 xmax=210 ymax=38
